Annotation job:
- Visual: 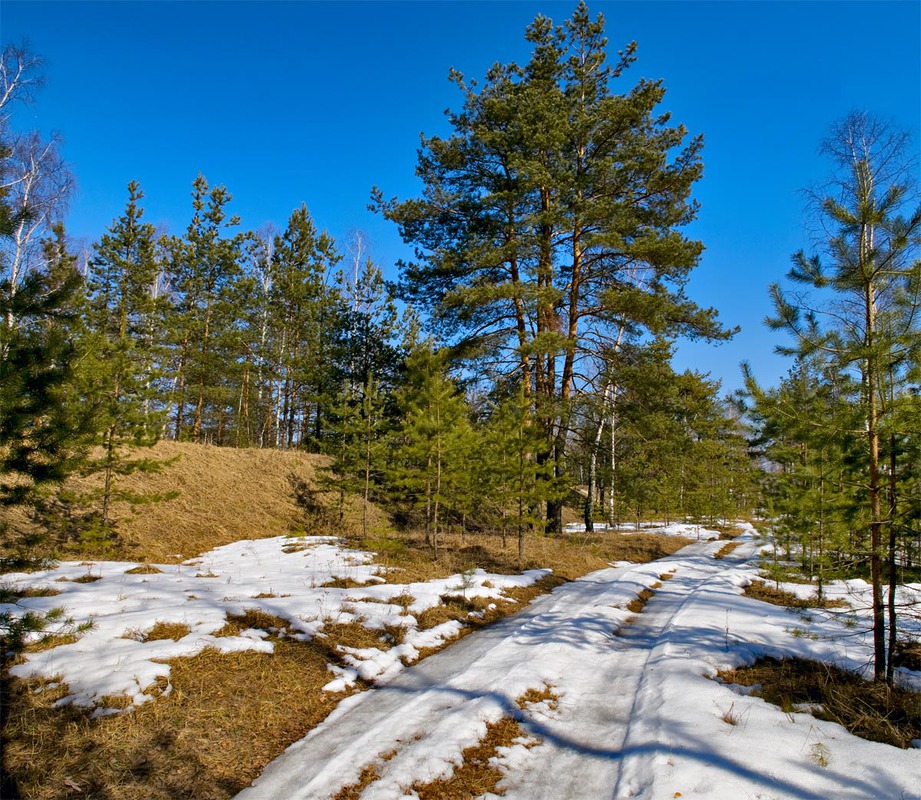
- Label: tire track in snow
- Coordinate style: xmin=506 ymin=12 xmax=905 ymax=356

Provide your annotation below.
xmin=609 ymin=539 xmax=760 ymax=798
xmin=235 ymin=535 xmax=795 ymax=800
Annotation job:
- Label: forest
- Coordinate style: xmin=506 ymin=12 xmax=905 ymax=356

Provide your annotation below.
xmin=2 ymin=2 xmax=919 ymax=690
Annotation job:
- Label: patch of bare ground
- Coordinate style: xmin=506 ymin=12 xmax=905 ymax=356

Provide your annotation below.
xmin=744 ymin=579 xmax=848 ymax=610
xmin=412 ymin=575 xmax=565 ymax=661
xmin=411 ymin=686 xmax=552 ymax=800
xmin=2 ymin=636 xmax=364 ymax=800
xmin=715 ymin=525 xmax=746 ymax=540
xmin=626 ymin=587 xmax=655 ymax=614
xmin=124 ymin=564 xmax=163 ymax=574
xmin=121 ymin=621 xmax=191 ymax=643
xmin=213 ymin=609 xmax=292 ymax=638
xmin=366 ymin=528 xmax=690 ymax=585
xmin=713 ymin=541 xmax=743 ymax=559
xmin=333 ymin=764 xmax=385 ymax=800
xmin=0 ymin=585 xmax=60 ymax=603
xmin=718 ymin=657 xmax=921 ymax=748
xmin=411 ymin=716 xmax=524 ymax=799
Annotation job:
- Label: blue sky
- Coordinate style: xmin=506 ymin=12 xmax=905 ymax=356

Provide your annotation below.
xmin=2 ymin=0 xmax=919 ymax=393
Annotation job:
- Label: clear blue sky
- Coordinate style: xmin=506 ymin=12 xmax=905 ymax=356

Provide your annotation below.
xmin=2 ymin=0 xmax=919 ymax=393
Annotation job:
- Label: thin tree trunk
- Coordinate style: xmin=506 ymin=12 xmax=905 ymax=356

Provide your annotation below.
xmin=886 ymin=434 xmax=898 ymax=685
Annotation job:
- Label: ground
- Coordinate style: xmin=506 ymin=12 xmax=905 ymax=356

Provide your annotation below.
xmin=4 ymin=523 xmax=919 ymax=799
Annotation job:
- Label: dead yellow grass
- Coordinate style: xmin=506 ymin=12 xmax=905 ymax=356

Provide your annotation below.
xmin=333 ymin=764 xmax=384 ymax=800
xmin=3 ymin=641 xmax=355 ymax=800
xmin=626 ymin=587 xmax=655 ymax=614
xmin=517 ymin=681 xmax=560 ymax=711
xmin=213 ymin=610 xmax=291 ymax=638
xmin=713 ymin=541 xmax=743 ymax=560
xmin=6 ymin=441 xmax=383 ymax=564
xmin=143 ymin=621 xmax=191 ymax=642
xmin=412 ymin=716 xmax=524 ymax=799
xmin=744 ymin=580 xmax=848 ymax=610
xmin=366 ymin=529 xmax=690 ymax=585
xmin=719 ymin=657 xmax=921 ymax=748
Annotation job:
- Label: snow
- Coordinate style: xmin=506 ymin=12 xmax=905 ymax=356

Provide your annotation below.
xmin=3 ymin=526 xmax=919 ymax=799
xmin=0 ymin=536 xmax=548 ymax=710
xmin=236 ymin=530 xmax=920 ymax=800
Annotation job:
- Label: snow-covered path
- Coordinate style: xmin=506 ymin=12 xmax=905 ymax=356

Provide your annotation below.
xmin=236 ymin=533 xmax=920 ymax=800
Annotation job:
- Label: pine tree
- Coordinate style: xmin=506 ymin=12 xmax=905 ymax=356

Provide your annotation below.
xmin=328 ymin=375 xmax=390 ymax=539
xmin=765 ymin=113 xmax=921 ymax=682
xmin=78 ymin=181 xmax=165 ymax=535
xmin=375 ymin=3 xmax=731 ymax=532
xmin=267 ymin=204 xmax=342 ymax=449
xmin=163 ymin=175 xmax=248 ymax=443
xmin=389 ymin=345 xmax=470 ymax=558
xmin=482 ymin=386 xmax=553 ymax=563
xmin=743 ymin=357 xmax=860 ymax=594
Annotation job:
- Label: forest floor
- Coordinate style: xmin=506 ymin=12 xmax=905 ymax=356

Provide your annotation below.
xmin=0 ymin=441 xmax=692 ymax=799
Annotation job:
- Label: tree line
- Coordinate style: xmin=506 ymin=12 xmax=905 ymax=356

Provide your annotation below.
xmin=0 ymin=9 xmax=756 ymax=560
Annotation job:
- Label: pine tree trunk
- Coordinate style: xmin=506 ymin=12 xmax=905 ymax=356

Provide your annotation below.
xmin=887 ymin=435 xmax=898 ymax=685
xmin=864 ymin=231 xmax=886 ymax=683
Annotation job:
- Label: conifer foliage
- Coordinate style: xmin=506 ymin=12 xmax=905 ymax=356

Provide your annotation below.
xmin=0 ymin=19 xmax=758 ymax=563
xmin=375 ymin=1 xmax=733 ymax=531
xmin=749 ymin=113 xmax=921 ymax=683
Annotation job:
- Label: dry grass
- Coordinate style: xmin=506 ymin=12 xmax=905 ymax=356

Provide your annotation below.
xmin=3 ymin=640 xmax=358 ymax=800
xmin=626 ymin=587 xmax=655 ymax=614
xmin=744 ymin=579 xmax=810 ymax=608
xmin=365 ymin=528 xmax=690 ymax=586
xmin=60 ymin=574 xmax=102 ymax=584
xmin=24 ymin=632 xmax=83 ymax=653
xmin=0 ymin=585 xmax=60 ymax=602
xmin=719 ymin=657 xmax=921 ymax=748
xmin=517 ymin=681 xmax=560 ymax=711
xmin=409 ymin=683 xmax=554 ymax=799
xmin=412 ymin=716 xmax=524 ymax=800
xmin=333 ymin=764 xmax=383 ymax=800
xmin=720 ymin=701 xmax=741 ymax=725
xmin=713 ymin=541 xmax=743 ymax=560
xmin=322 ymin=576 xmax=375 ymax=589
xmin=142 ymin=621 xmax=191 ymax=642
xmin=321 ymin=620 xmax=388 ymax=651
xmin=124 ymin=564 xmax=163 ymax=575
xmin=744 ymin=580 xmax=847 ymax=610
xmin=213 ymin=610 xmax=291 ymax=638
xmin=1 ymin=441 xmax=362 ymax=564
xmin=413 ymin=576 xmax=564 ymax=661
